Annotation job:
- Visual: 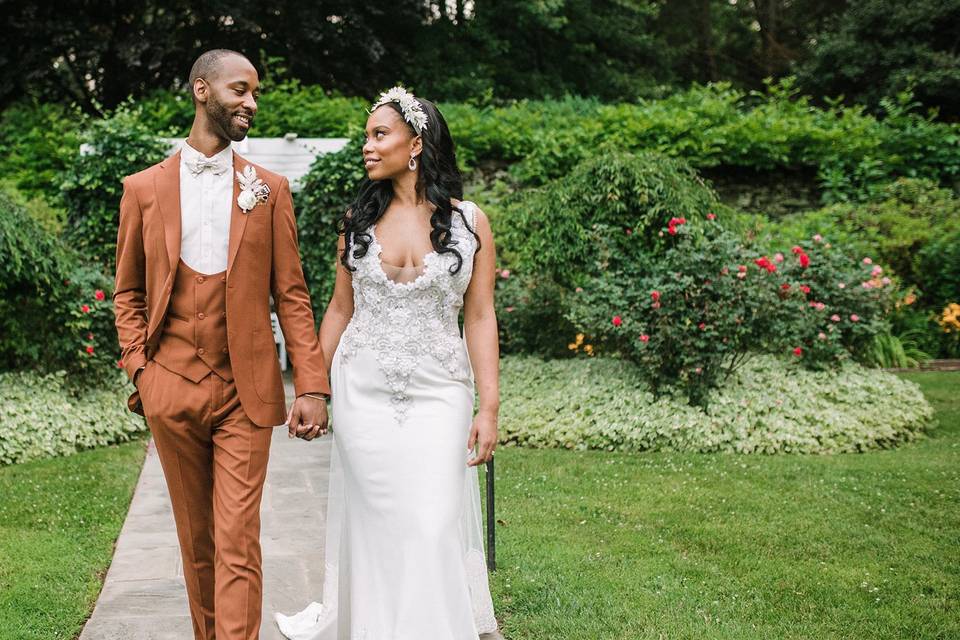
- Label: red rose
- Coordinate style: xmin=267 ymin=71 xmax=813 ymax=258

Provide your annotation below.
xmin=800 ymin=284 xmax=811 ymax=294
xmin=612 ymin=315 xmax=623 ymax=327
xmin=707 ymin=213 xmax=716 ymax=220
xmin=791 ymin=246 xmax=804 ymax=255
xmin=86 ymin=345 xmax=95 ymax=355
xmin=94 ymin=289 xmax=106 ymax=301
xmin=793 ymin=347 xmax=803 ymax=357
xmin=650 ymin=291 xmax=660 ymax=303
xmin=81 ymin=304 xmax=91 ymax=313
xmin=799 ymin=253 xmax=810 ymax=268
xmin=116 ymin=360 xmax=124 ymax=368
xmin=87 ymin=332 xmax=94 ymax=340
xmin=639 ymin=334 xmax=650 ymax=343
xmin=698 ymin=322 xmax=706 ymax=330
xmin=781 ymin=283 xmax=791 ymax=291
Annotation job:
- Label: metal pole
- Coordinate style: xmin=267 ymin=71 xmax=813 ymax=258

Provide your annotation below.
xmin=485 ymin=456 xmax=496 ymax=571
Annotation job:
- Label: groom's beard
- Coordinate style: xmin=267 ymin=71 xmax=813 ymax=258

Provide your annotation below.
xmin=207 ymin=95 xmax=251 ymax=142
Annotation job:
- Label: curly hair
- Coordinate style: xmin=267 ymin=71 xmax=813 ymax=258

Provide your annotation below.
xmin=339 ymin=97 xmax=479 ymax=274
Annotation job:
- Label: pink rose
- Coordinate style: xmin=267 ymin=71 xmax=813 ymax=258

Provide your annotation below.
xmin=837 ymin=282 xmax=846 ymax=289
xmin=831 ymin=314 xmax=841 ymax=322
xmin=500 ymin=269 xmax=511 ymax=279
xmin=850 ymin=314 xmax=860 ymax=322
xmin=813 ymin=234 xmax=823 ymax=242
xmin=818 ymin=332 xmax=827 ymax=340
xmin=639 ymin=334 xmax=650 ymax=343
xmin=774 ymin=252 xmax=785 ymax=263
xmin=863 ymin=257 xmax=872 ymax=265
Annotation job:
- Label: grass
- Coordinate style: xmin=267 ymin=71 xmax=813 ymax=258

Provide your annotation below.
xmin=0 ymin=437 xmax=148 ymax=640
xmin=486 ymin=371 xmax=960 ymax=639
xmin=0 ymin=374 xmax=955 ymax=639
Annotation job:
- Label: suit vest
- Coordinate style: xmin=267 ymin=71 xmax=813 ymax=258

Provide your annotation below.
xmin=153 ymin=259 xmax=233 ymax=383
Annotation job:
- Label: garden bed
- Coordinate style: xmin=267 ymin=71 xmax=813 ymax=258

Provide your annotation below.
xmin=499 ymin=354 xmax=935 ymax=454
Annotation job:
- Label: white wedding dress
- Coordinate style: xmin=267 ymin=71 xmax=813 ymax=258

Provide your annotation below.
xmin=276 ymin=202 xmax=498 ymax=639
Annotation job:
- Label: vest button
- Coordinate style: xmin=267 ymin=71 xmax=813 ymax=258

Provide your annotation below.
xmin=220 ymin=276 xmax=226 ymax=283
xmin=222 ymin=312 xmax=227 ymax=318
xmin=197 ymin=312 xmax=205 ymax=320
xmin=221 ymin=347 xmax=229 ymax=354
xmin=197 ymin=348 xmax=205 ymax=355
xmin=197 ymin=276 xmax=205 ymax=284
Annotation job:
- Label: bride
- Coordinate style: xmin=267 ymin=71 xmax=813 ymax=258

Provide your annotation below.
xmin=275 ymin=87 xmax=500 ymax=639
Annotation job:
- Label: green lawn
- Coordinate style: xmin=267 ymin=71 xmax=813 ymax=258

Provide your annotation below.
xmin=487 ymin=371 xmax=959 ymax=639
xmin=0 ymin=437 xmax=147 ymax=640
xmin=0 ymin=374 xmax=955 ymax=639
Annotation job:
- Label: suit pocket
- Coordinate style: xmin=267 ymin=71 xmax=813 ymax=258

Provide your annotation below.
xmin=251 ymin=329 xmax=284 ymax=404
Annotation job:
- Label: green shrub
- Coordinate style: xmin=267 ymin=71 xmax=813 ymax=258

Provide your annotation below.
xmin=61 ymin=102 xmax=171 ymax=266
xmin=0 ymin=187 xmax=120 ymax=381
xmin=0 ymin=187 xmax=72 ymax=369
xmin=493 ymin=270 xmax=577 ymax=358
xmin=771 ymin=178 xmax=960 ymax=298
xmin=499 ymin=151 xmax=717 ymax=289
xmin=294 ymin=131 xmax=366 ymax=315
xmin=917 ymin=227 xmax=960 ymax=313
xmin=566 ymin=221 xmax=896 ymax=405
xmin=100 ymin=80 xmax=960 ymax=203
xmin=0 ymin=371 xmax=145 ymax=466
xmin=0 ymin=99 xmax=86 ymax=205
xmin=498 ymin=354 xmax=935 ymax=454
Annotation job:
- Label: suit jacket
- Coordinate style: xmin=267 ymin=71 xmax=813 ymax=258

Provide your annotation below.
xmin=113 ymin=150 xmax=329 ymax=427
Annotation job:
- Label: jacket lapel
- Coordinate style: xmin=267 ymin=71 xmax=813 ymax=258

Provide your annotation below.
xmin=155 ymin=151 xmax=182 ymax=276
xmin=227 ymin=151 xmax=249 ymax=277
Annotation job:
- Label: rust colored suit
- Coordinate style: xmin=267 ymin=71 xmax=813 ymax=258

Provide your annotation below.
xmin=113 ymin=150 xmax=329 ymax=639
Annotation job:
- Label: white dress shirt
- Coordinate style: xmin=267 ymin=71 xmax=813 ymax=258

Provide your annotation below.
xmin=179 ymin=141 xmax=234 ymax=275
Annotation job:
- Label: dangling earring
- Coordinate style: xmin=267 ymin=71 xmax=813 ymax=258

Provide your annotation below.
xmin=408 ymin=155 xmax=418 ymax=171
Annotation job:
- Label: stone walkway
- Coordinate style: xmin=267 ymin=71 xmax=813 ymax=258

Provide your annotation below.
xmin=80 ymin=379 xmax=504 ymax=639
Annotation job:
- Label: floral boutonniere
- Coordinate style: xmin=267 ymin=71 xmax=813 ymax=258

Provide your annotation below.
xmin=236 ymin=165 xmax=270 ymax=213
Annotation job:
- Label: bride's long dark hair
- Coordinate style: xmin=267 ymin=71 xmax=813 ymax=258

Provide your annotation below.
xmin=339 ymin=97 xmax=479 ymax=274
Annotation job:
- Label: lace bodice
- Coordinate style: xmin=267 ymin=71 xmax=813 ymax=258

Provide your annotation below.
xmin=338 ymin=202 xmax=480 ymax=423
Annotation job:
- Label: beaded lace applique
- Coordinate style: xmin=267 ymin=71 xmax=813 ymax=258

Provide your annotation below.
xmin=338 ymin=203 xmax=478 ymax=424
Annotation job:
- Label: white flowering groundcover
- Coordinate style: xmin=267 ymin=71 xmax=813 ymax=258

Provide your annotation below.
xmin=499 ymin=354 xmax=935 ymax=454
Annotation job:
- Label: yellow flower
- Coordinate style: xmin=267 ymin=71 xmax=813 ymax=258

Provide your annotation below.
xmin=939 ymin=303 xmax=960 ymax=332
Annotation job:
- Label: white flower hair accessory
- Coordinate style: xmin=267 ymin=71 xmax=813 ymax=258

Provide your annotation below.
xmin=370 ymin=86 xmax=429 ymax=134
xmin=235 ymin=165 xmax=270 ymax=213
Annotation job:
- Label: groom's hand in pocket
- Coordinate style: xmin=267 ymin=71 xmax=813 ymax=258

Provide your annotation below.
xmin=287 ymin=395 xmax=329 ymax=441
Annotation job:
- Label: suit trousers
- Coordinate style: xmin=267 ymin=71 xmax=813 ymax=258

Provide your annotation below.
xmin=139 ymin=360 xmax=273 ymax=640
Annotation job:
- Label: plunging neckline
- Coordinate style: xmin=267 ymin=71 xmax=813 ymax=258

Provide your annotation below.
xmin=369 ymin=225 xmax=438 ymax=288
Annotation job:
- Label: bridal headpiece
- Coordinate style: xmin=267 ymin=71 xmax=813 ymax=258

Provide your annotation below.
xmin=370 ymin=86 xmax=428 ymax=134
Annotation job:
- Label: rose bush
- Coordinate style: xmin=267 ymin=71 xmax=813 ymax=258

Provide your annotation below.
xmin=566 ymin=213 xmax=896 ymax=405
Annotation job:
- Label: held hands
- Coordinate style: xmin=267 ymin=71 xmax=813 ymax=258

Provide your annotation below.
xmin=287 ymin=394 xmax=329 ymax=441
xmin=467 ymin=411 xmax=498 ymax=467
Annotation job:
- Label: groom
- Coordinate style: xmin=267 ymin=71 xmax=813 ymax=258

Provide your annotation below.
xmin=113 ymin=49 xmax=329 ymax=639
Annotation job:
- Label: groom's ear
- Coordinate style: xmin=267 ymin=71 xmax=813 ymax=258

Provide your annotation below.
xmin=193 ymin=77 xmax=209 ymax=105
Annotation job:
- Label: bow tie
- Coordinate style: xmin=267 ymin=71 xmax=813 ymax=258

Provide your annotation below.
xmin=185 ymin=156 xmax=228 ymax=176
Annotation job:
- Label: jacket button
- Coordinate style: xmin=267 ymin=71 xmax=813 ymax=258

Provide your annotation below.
xmin=197 ymin=276 xmax=205 ymax=284
xmin=221 ymin=276 xmax=226 ymax=283
xmin=221 ymin=347 xmax=229 ymax=354
xmin=197 ymin=312 xmax=205 ymax=320
xmin=222 ymin=311 xmax=227 ymax=318
xmin=197 ymin=348 xmax=205 ymax=355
